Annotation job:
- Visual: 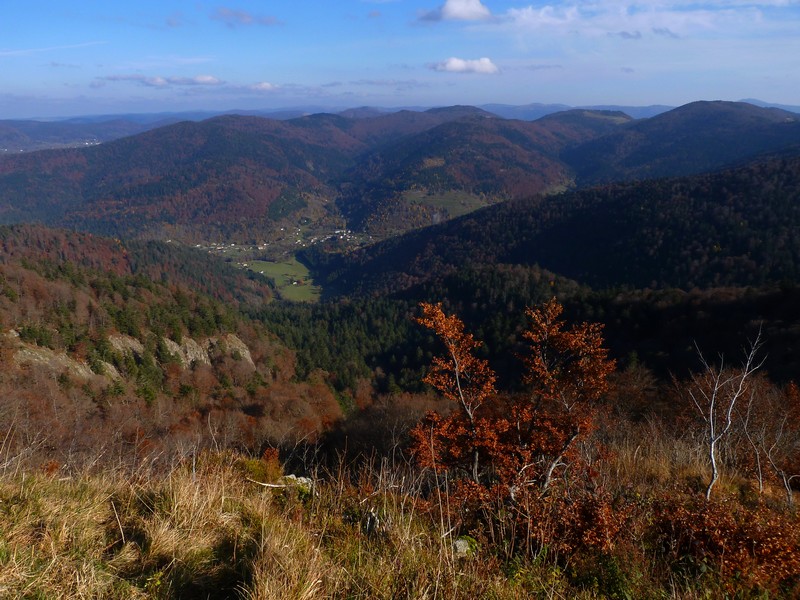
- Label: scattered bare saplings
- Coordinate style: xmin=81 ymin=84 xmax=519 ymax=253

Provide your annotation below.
xmin=742 ymin=378 xmax=800 ymax=506
xmin=685 ymin=331 xmax=764 ymax=500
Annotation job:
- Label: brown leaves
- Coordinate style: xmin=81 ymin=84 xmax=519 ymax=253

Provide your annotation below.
xmin=416 ymin=302 xmax=496 ymax=420
xmin=522 ymin=297 xmax=616 ymax=409
xmin=656 ymin=495 xmax=800 ymax=592
xmin=412 ymin=299 xmax=616 ymax=492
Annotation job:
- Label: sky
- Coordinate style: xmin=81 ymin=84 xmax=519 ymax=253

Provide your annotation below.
xmin=1 ymin=0 xmax=799 ymax=119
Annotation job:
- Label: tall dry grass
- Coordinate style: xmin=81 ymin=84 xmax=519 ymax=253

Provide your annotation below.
xmin=0 ymin=418 xmax=796 ymax=599
xmin=0 ymin=449 xmax=576 ymax=599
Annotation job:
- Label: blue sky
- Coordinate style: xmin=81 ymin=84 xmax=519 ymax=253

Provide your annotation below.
xmin=1 ymin=0 xmax=799 ymax=118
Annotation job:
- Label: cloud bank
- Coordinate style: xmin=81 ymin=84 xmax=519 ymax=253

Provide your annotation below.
xmin=211 ymin=8 xmax=281 ymax=28
xmin=98 ymin=74 xmax=224 ymax=88
xmin=432 ymin=57 xmax=499 ymax=73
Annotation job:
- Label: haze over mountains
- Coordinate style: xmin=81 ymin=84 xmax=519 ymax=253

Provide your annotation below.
xmin=3 ymin=98 xmax=797 ymax=152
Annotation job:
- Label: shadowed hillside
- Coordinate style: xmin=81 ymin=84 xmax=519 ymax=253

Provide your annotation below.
xmin=310 ymin=154 xmax=800 ymax=296
xmin=564 ymin=101 xmax=800 ymax=184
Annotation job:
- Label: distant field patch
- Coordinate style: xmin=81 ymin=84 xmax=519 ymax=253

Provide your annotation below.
xmin=421 ymin=157 xmax=446 ymax=169
xmin=404 ymin=189 xmax=491 ymax=219
xmin=246 ymin=257 xmax=320 ymax=302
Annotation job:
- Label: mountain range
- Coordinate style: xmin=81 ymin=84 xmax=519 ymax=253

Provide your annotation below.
xmin=1 ymin=100 xmax=799 ymax=248
xmin=308 ymin=153 xmax=800 ymax=296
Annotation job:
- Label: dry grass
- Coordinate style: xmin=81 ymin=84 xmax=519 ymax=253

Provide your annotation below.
xmin=0 ymin=451 xmax=567 ymax=599
xmin=0 ymin=438 xmax=796 ymax=599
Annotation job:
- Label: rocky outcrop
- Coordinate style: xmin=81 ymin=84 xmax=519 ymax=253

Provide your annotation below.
xmin=108 ymin=332 xmax=253 ymax=367
xmin=162 ymin=337 xmax=211 ymax=367
xmin=209 ymin=334 xmax=255 ymax=369
xmin=4 ymin=329 xmax=255 ymax=380
xmin=6 ymin=329 xmax=96 ymax=380
xmin=108 ymin=334 xmax=144 ymax=357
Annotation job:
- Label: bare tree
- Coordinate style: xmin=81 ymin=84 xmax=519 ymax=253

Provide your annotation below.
xmin=688 ymin=330 xmax=764 ymax=500
xmin=743 ymin=379 xmax=800 ymax=507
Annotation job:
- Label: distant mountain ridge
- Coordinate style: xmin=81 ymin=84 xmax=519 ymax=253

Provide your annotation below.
xmin=0 ymin=100 xmax=799 ymax=247
xmin=565 ymin=101 xmax=800 ymax=185
xmin=4 ymin=98 xmax=796 ymax=153
xmin=0 ymin=106 xmax=629 ymax=242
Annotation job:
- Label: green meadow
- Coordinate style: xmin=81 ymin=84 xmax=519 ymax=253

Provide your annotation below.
xmin=403 ymin=189 xmax=492 ymax=219
xmin=246 ymin=257 xmax=320 ymax=302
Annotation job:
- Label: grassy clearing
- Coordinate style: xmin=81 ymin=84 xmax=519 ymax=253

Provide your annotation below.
xmin=0 ymin=452 xmax=586 ymax=599
xmin=403 ymin=190 xmax=492 ymax=219
xmin=246 ymin=257 xmax=320 ymax=302
xmin=0 ymin=430 xmax=797 ymax=599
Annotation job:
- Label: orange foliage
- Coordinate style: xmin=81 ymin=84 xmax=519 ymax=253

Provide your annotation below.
xmin=412 ymin=299 xmax=615 ymax=489
xmin=415 ymin=302 xmax=496 ymax=418
xmin=410 ymin=299 xmax=620 ymax=555
xmin=413 ymin=302 xmax=497 ymax=482
xmin=655 ymin=494 xmax=800 ymax=593
xmin=522 ymin=297 xmax=615 ymax=408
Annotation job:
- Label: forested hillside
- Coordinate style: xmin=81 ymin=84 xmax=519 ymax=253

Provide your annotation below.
xmin=0 ymin=225 xmax=341 ymax=465
xmin=565 ymin=100 xmax=800 ymax=184
xmin=310 ymin=154 xmax=800 ymax=296
xmin=0 ymin=107 xmax=626 ymax=243
xmin=3 ymin=101 xmax=797 ymax=248
xmin=336 ymin=109 xmax=629 ymax=235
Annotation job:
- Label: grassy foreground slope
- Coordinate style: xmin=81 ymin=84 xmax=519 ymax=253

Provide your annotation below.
xmin=1 ymin=419 xmax=798 ymax=600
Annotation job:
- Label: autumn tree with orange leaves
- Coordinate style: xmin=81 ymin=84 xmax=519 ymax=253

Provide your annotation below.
xmin=413 ymin=302 xmax=496 ymax=482
xmin=410 ymin=298 xmax=615 ymax=496
xmin=516 ymin=298 xmax=616 ymax=492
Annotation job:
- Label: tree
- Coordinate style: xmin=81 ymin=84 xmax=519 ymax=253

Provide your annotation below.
xmin=516 ymin=298 xmax=616 ymax=492
xmin=687 ymin=330 xmax=764 ymax=500
xmin=413 ymin=302 xmax=496 ymax=482
xmin=410 ymin=298 xmax=620 ymax=555
xmin=411 ymin=298 xmax=615 ymax=493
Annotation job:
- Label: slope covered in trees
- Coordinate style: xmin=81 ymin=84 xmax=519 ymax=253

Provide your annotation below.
xmin=565 ymin=100 xmax=800 ymax=184
xmin=4 ymin=101 xmax=797 ymax=247
xmin=0 ymin=107 xmax=629 ymax=243
xmin=310 ymin=154 xmax=800 ymax=296
xmin=336 ymin=110 xmax=630 ymax=235
xmin=0 ymin=225 xmax=341 ymax=465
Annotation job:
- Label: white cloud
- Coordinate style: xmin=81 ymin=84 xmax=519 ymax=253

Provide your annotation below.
xmin=442 ymin=0 xmax=491 ymax=20
xmin=172 ymin=75 xmax=223 ymax=85
xmin=506 ymin=5 xmax=580 ymax=31
xmin=502 ymin=0 xmax=774 ymax=39
xmin=421 ymin=0 xmax=492 ymax=21
xmin=250 ymin=82 xmax=278 ymax=91
xmin=98 ymin=74 xmax=224 ymax=88
xmin=211 ymin=8 xmax=281 ymax=28
xmin=431 ymin=57 xmax=499 ymax=73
